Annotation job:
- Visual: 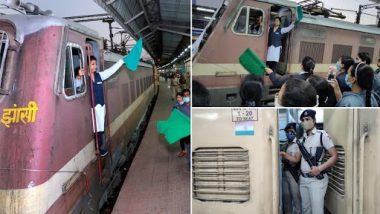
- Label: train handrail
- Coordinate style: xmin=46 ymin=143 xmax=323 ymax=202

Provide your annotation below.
xmin=359 ymin=126 xmax=368 ymax=214
xmin=85 ymin=44 xmax=103 ymax=184
xmin=269 ymin=126 xmax=279 ymax=214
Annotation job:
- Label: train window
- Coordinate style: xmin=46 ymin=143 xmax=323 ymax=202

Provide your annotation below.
xmin=358 ymin=47 xmax=374 ymax=62
xmin=299 ymin=41 xmax=325 ymax=63
xmin=331 ymin=45 xmax=352 ymax=63
xmin=192 ymin=147 xmax=250 ymax=203
xmin=233 ymin=7 xmax=247 ymax=33
xmin=232 ymin=7 xmax=264 ymax=36
xmin=64 ymin=43 xmax=86 ymax=98
xmin=0 ymin=31 xmax=9 ymax=88
xmin=323 ymin=145 xmax=345 ymax=196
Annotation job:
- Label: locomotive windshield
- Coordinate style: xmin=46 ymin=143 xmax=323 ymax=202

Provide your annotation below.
xmin=0 ymin=31 xmax=9 ymax=89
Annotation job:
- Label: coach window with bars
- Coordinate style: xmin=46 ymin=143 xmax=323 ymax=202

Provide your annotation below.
xmin=192 ymin=147 xmax=250 ymax=203
xmin=331 ymin=44 xmax=352 ymax=63
xmin=0 ymin=31 xmax=9 ymax=90
xmin=232 ymin=6 xmax=264 ymax=36
xmin=64 ymin=43 xmax=86 ymax=98
xmin=323 ymin=145 xmax=345 ymax=196
xmin=299 ymin=41 xmax=325 ymax=63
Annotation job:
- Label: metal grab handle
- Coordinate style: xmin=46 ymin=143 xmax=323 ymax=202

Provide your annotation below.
xmin=269 ymin=126 xmax=279 ymax=214
xmin=359 ymin=129 xmax=368 ymax=214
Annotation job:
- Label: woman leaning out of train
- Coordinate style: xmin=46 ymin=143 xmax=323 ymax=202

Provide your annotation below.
xmin=336 ymin=62 xmax=378 ymax=107
xmin=78 ymin=56 xmax=126 ymax=156
xmin=266 ymin=16 xmax=295 ymax=73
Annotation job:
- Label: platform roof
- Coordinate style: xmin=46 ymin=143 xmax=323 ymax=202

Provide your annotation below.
xmin=93 ymin=0 xmax=190 ymax=65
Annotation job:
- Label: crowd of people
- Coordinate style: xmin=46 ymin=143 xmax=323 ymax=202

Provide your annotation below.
xmin=232 ymin=53 xmax=380 ymax=108
xmin=270 ymin=53 xmax=380 ymax=107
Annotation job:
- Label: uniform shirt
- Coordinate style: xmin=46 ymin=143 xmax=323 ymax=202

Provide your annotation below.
xmin=300 ymin=127 xmax=334 ymax=173
xmin=266 ymin=23 xmax=295 ymax=62
xmin=336 ymin=91 xmax=379 ymax=107
xmin=286 ymin=141 xmax=299 ymax=158
xmin=336 ymin=72 xmax=351 ymax=93
xmin=92 ymin=73 xmax=105 ymax=105
xmin=91 ymin=59 xmax=124 ymax=106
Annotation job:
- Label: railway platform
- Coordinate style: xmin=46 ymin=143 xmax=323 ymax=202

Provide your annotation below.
xmin=111 ymin=81 xmax=190 ymax=214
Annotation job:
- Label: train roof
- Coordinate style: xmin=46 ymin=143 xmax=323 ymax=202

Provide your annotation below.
xmin=104 ymin=51 xmax=152 ymax=68
xmin=256 ymin=0 xmax=380 ymax=35
xmin=257 ymin=0 xmax=298 ymax=8
xmin=0 ymin=14 xmax=100 ymax=44
xmin=301 ymin=14 xmax=380 ymax=36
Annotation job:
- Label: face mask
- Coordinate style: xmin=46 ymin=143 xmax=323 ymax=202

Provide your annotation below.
xmin=345 ymin=74 xmax=352 ymax=89
xmin=183 ymin=97 xmax=190 ymax=103
xmin=301 ymin=120 xmax=314 ymax=131
xmin=286 ymin=132 xmax=296 ymax=141
xmin=336 ymin=62 xmax=341 ymax=71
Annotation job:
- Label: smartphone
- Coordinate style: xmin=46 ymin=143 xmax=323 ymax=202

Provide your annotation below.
xmin=328 ymin=73 xmax=335 ymax=80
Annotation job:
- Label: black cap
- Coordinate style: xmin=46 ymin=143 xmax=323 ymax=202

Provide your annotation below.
xmin=300 ymin=109 xmax=316 ymax=120
xmin=284 ymin=122 xmax=296 ymax=132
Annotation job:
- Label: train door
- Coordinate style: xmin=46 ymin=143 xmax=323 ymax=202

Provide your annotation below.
xmin=324 ymin=109 xmax=380 ymax=214
xmin=268 ymin=5 xmax=293 ymax=75
xmin=356 ymin=109 xmax=380 ymax=214
xmin=192 ymin=108 xmax=279 ymax=214
xmin=192 ymin=1 xmax=272 ymax=107
xmin=323 ymin=109 xmax=354 ymax=214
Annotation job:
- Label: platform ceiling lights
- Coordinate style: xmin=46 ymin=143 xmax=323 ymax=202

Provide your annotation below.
xmin=158 ymin=44 xmax=191 ymax=69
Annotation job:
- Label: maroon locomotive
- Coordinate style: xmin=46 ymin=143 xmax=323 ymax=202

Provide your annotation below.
xmin=0 ymin=14 xmax=155 ymax=213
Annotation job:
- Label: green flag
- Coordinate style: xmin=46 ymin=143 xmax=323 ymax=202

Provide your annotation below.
xmin=156 ymin=109 xmax=190 ymax=144
xmin=296 ymin=5 xmax=304 ymax=24
xmin=123 ymin=38 xmax=143 ymax=71
xmin=239 ymin=48 xmax=266 ymax=76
